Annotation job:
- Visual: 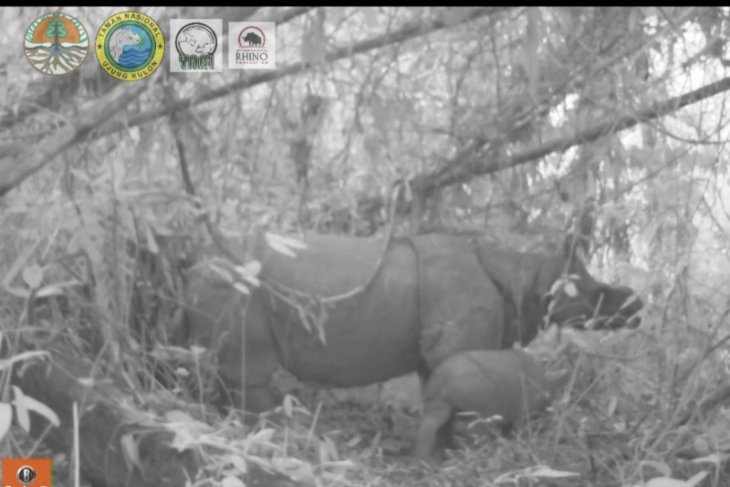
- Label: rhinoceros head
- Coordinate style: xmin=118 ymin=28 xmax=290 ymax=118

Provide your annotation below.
xmin=543 ymin=237 xmax=643 ymax=331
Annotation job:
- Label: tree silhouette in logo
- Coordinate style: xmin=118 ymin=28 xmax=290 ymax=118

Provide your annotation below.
xmin=47 ymin=16 xmax=67 ymax=55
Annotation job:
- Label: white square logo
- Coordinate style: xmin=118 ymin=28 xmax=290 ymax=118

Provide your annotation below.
xmin=228 ymin=21 xmax=276 ymax=70
xmin=170 ymin=19 xmax=222 ymax=73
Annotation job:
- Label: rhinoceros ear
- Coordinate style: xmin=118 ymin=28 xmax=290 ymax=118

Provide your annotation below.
xmin=562 ymin=234 xmax=589 ymax=266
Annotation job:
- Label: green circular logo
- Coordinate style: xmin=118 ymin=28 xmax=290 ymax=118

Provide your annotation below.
xmin=24 ymin=12 xmax=89 ymax=75
xmin=96 ymin=11 xmax=165 ymax=81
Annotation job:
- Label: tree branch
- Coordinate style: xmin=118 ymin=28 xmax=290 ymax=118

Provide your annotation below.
xmin=0 ymin=84 xmax=146 ymax=197
xmin=413 ymin=76 xmax=730 ymax=196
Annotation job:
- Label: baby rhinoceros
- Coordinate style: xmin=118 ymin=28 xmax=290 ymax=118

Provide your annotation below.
xmin=414 ymin=348 xmax=564 ymax=459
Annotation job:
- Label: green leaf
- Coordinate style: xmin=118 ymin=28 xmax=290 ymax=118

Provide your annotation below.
xmin=0 ymin=403 xmax=12 ymax=441
xmin=691 ymin=454 xmax=721 ymax=465
xmin=0 ymin=350 xmax=48 ymax=371
xmin=12 ymin=386 xmax=60 ymax=430
xmin=606 ymin=395 xmax=618 ymax=416
xmin=233 ymin=282 xmax=250 ymax=296
xmin=528 ymin=465 xmax=580 ymax=478
xmin=210 ymin=262 xmax=234 ymax=283
xmin=11 ymin=386 xmax=30 ymax=432
xmin=320 ymin=435 xmax=339 ymax=463
xmin=646 ymin=478 xmax=691 ymax=487
xmin=163 ymin=410 xmax=194 ymax=423
xmin=144 ymin=220 xmax=159 ymax=255
xmin=22 ymin=264 xmax=43 ymax=290
xmin=283 ymin=394 xmax=294 ymax=417
xmin=230 ymin=454 xmax=247 ymax=474
xmin=221 ymin=476 xmax=245 ymax=487
xmin=266 ymin=233 xmax=306 ymax=258
xmin=686 ymin=471 xmax=709 ymax=486
xmin=244 ymin=428 xmax=277 ymax=452
xmin=235 ymin=261 xmax=261 ymax=287
xmin=121 ymin=433 xmax=143 ymax=472
xmin=36 ymin=281 xmax=84 ymax=298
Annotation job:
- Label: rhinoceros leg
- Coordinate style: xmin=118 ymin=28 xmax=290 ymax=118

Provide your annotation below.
xmin=217 ymin=289 xmax=282 ymax=413
xmin=416 ymin=361 xmax=456 ymax=455
xmin=414 ymin=398 xmax=453 ymax=459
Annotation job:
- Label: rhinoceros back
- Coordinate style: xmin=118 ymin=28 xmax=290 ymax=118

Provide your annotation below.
xmin=258 ymin=233 xmax=394 ymax=291
xmin=255 ymin=233 xmax=423 ymax=387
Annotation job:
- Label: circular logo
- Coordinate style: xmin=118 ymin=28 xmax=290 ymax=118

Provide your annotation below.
xmin=175 ymin=22 xmax=217 ymax=57
xmin=96 ymin=11 xmax=164 ymax=81
xmin=17 ymin=465 xmax=36 ymax=484
xmin=24 ymin=12 xmax=89 ymax=75
xmin=238 ymin=26 xmax=265 ymax=48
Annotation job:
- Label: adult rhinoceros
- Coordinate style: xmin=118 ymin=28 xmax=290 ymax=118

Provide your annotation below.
xmin=178 ymin=233 xmax=642 ymax=412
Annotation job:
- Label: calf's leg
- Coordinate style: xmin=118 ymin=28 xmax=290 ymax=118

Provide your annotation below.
xmin=435 ymin=411 xmax=457 ymax=452
xmin=414 ymin=399 xmax=453 ymax=459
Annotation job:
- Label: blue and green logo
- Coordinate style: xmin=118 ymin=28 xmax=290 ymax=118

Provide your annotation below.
xmin=96 ymin=11 xmax=164 ymax=81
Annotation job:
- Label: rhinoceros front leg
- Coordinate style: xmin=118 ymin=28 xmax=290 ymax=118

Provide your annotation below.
xmin=212 ymin=376 xmax=280 ymax=414
xmin=414 ymin=398 xmax=454 ymax=459
xmin=217 ymin=292 xmax=283 ymax=413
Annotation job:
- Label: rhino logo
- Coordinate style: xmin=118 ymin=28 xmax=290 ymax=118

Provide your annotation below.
xmin=243 ymin=32 xmax=261 ymax=46
xmin=238 ymin=27 xmax=265 ymax=48
xmin=230 ymin=22 xmax=275 ymax=69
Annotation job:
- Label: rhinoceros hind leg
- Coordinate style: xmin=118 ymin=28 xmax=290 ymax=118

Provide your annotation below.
xmin=435 ymin=411 xmax=457 ymax=451
xmin=212 ymin=375 xmax=280 ymax=416
xmin=414 ymin=399 xmax=453 ymax=459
